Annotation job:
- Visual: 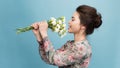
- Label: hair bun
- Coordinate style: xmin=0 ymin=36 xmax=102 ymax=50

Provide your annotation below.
xmin=94 ymin=12 xmax=102 ymax=28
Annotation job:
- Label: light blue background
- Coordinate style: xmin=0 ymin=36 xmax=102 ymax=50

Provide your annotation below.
xmin=0 ymin=0 xmax=120 ymax=68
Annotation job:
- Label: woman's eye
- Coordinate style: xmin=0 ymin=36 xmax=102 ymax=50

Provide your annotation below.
xmin=72 ymin=19 xmax=75 ymax=21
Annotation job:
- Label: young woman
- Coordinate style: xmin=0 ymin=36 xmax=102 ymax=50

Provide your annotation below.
xmin=32 ymin=5 xmax=102 ymax=68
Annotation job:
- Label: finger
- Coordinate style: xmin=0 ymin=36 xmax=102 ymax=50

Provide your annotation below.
xmin=38 ymin=22 xmax=42 ymax=26
xmin=32 ymin=22 xmax=39 ymax=29
xmin=43 ymin=20 xmax=47 ymax=23
xmin=43 ymin=20 xmax=48 ymax=26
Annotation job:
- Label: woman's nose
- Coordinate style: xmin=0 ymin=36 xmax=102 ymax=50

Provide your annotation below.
xmin=68 ymin=20 xmax=71 ymax=24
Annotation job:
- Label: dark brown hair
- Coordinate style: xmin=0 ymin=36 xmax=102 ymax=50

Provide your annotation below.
xmin=76 ymin=5 xmax=102 ymax=35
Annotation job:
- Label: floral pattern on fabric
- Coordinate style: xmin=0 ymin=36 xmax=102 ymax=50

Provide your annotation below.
xmin=38 ymin=37 xmax=92 ymax=68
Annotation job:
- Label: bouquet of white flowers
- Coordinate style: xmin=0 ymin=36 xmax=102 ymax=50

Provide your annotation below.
xmin=16 ymin=16 xmax=67 ymax=38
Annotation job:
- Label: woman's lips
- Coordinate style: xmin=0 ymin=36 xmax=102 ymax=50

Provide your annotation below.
xmin=68 ymin=26 xmax=71 ymax=29
xmin=69 ymin=25 xmax=71 ymax=28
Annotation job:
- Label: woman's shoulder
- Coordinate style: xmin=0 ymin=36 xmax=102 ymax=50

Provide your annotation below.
xmin=63 ymin=40 xmax=74 ymax=46
xmin=66 ymin=40 xmax=74 ymax=43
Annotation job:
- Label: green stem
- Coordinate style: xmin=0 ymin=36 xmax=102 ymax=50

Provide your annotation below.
xmin=16 ymin=26 xmax=34 ymax=34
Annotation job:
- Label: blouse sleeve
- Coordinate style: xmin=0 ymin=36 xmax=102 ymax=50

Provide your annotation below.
xmin=38 ymin=36 xmax=89 ymax=66
xmin=38 ymin=41 xmax=50 ymax=64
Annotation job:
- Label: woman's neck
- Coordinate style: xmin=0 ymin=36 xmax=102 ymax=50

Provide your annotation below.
xmin=74 ymin=32 xmax=86 ymax=43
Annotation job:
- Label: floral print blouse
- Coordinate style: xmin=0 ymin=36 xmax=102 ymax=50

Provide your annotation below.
xmin=38 ymin=37 xmax=92 ymax=68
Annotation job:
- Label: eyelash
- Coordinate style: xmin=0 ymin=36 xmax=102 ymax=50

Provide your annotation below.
xmin=72 ymin=19 xmax=75 ymax=21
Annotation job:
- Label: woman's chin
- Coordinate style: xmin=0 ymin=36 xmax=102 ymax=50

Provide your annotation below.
xmin=68 ymin=30 xmax=72 ymax=33
xmin=68 ymin=28 xmax=73 ymax=33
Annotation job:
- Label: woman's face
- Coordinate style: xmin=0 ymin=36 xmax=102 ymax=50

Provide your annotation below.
xmin=68 ymin=11 xmax=82 ymax=33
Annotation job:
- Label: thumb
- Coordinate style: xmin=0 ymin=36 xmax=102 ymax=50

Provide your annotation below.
xmin=31 ymin=23 xmax=39 ymax=30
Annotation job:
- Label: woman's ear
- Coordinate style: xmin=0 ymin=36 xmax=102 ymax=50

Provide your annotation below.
xmin=80 ymin=25 xmax=86 ymax=30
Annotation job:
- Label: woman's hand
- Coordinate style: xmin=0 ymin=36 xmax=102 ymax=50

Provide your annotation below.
xmin=38 ymin=21 xmax=48 ymax=39
xmin=31 ymin=22 xmax=42 ymax=42
xmin=31 ymin=21 xmax=48 ymax=41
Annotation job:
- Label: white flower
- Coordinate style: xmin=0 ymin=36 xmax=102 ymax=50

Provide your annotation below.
xmin=58 ymin=20 xmax=62 ymax=25
xmin=49 ymin=16 xmax=67 ymax=38
xmin=50 ymin=17 xmax=56 ymax=26
xmin=56 ymin=24 xmax=60 ymax=29
xmin=54 ymin=27 xmax=59 ymax=32
xmin=62 ymin=24 xmax=66 ymax=27
xmin=59 ymin=30 xmax=63 ymax=35
xmin=50 ymin=17 xmax=56 ymax=21
xmin=59 ymin=30 xmax=66 ymax=38
xmin=51 ymin=21 xmax=56 ymax=25
xmin=61 ymin=16 xmax=65 ymax=23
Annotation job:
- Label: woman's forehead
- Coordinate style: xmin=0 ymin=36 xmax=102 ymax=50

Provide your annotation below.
xmin=72 ymin=11 xmax=79 ymax=19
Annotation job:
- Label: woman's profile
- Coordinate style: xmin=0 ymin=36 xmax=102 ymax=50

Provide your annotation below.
xmin=31 ymin=5 xmax=102 ymax=68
